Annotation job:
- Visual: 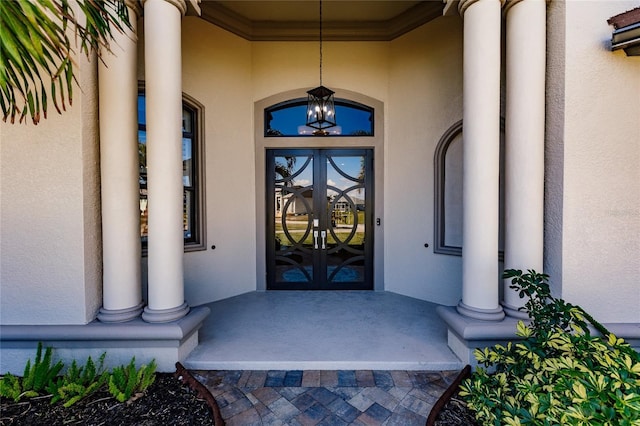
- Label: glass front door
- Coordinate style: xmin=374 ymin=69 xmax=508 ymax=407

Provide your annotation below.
xmin=266 ymin=149 xmax=373 ymax=290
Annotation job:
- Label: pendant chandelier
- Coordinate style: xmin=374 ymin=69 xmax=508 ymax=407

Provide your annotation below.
xmin=306 ymin=0 xmax=337 ymax=135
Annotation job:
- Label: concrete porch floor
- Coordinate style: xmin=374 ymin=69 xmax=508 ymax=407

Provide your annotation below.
xmin=184 ymin=291 xmax=463 ymax=371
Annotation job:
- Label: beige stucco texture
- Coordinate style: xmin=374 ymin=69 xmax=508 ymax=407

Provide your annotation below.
xmin=167 ymin=15 xmax=466 ymax=306
xmin=1 ymin=55 xmax=102 ymax=325
xmin=558 ymin=1 xmax=639 ymax=323
xmin=1 ymin=2 xmax=638 ymax=327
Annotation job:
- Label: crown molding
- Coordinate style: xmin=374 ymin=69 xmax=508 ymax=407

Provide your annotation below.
xmin=199 ymin=1 xmax=444 ymax=41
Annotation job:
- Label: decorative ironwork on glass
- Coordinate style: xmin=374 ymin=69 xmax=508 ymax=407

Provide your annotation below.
xmin=267 ymin=149 xmax=373 ymax=290
xmin=325 ymin=155 xmax=366 ymax=283
xmin=274 ymin=155 xmax=315 ymax=283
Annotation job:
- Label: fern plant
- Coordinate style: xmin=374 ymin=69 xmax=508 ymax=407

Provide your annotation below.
xmin=1 ymin=346 xmax=160 ymax=409
xmin=22 ymin=342 xmax=64 ymax=394
xmin=46 ymin=353 xmax=108 ymax=407
xmin=0 ymin=342 xmax=64 ymax=402
xmin=0 ymin=373 xmax=25 ymax=402
xmin=108 ymin=357 xmax=156 ymax=403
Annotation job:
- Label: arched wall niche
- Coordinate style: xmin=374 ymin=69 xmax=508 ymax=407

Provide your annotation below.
xmin=434 ymin=119 xmax=505 ymax=260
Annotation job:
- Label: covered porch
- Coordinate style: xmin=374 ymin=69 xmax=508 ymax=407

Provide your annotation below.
xmin=92 ymin=0 xmax=546 ymax=371
xmin=185 ymin=291 xmax=464 ymax=371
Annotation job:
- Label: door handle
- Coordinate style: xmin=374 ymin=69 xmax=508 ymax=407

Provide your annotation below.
xmin=321 ymin=230 xmax=326 ymax=249
xmin=314 ymin=230 xmax=319 ymax=249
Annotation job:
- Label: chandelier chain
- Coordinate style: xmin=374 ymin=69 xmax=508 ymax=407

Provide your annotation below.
xmin=319 ymin=0 xmax=323 ymax=86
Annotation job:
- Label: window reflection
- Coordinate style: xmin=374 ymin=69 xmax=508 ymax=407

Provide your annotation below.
xmin=138 ymin=94 xmax=198 ymax=247
xmin=265 ymin=99 xmax=374 ymax=137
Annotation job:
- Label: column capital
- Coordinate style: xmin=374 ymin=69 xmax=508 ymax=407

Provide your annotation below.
xmin=502 ymin=0 xmax=524 ymax=15
xmin=503 ymin=0 xmax=548 ymax=16
xmin=142 ymin=0 xmax=188 ymax=16
xmin=458 ymin=0 xmax=505 ymax=17
xmin=125 ymin=0 xmax=142 ymax=17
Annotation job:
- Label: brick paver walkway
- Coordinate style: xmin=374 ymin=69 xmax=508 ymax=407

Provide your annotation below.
xmin=191 ymin=370 xmax=459 ymax=425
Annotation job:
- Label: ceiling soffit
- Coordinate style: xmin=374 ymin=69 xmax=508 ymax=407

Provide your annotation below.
xmin=199 ymin=1 xmax=445 ymax=41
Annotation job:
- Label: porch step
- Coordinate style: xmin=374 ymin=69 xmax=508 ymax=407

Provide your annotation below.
xmin=184 ymin=291 xmax=463 ymax=371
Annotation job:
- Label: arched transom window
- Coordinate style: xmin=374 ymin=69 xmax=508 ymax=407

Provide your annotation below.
xmin=265 ymin=99 xmax=374 ymax=137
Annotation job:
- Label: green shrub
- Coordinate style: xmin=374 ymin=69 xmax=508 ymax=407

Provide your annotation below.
xmin=459 ymin=269 xmax=640 ymax=426
xmin=108 ymin=357 xmax=156 ymax=403
xmin=0 ymin=342 xmax=63 ymax=402
xmin=46 ymin=353 xmax=108 ymax=407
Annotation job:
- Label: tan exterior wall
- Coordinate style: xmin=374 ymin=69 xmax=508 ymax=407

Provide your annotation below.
xmin=174 ymin=15 xmax=467 ymax=305
xmin=172 ymin=20 xmax=394 ymax=303
xmin=557 ymin=0 xmax=640 ymax=323
xmin=252 ymin=40 xmax=389 ymax=106
xmin=0 ymin=53 xmax=102 ymax=325
xmin=180 ymin=18 xmax=256 ymax=303
xmin=544 ymin=0 xmax=566 ymax=298
xmin=2 ymin=3 xmax=636 ymax=324
xmin=386 ymin=16 xmax=464 ymax=305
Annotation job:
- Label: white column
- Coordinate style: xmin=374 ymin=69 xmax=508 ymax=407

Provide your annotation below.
xmin=502 ymin=0 xmax=546 ymax=318
xmin=457 ymin=0 xmax=505 ymax=321
xmin=98 ymin=1 xmax=144 ymax=323
xmin=142 ymin=0 xmax=190 ymax=323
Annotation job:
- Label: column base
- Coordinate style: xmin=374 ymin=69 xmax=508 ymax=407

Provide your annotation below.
xmin=97 ymin=302 xmax=144 ymax=323
xmin=437 ymin=306 xmax=522 ymax=367
xmin=456 ymin=301 xmax=505 ymax=321
xmin=1 ymin=306 xmax=210 ymax=373
xmin=142 ymin=302 xmax=190 ymax=323
xmin=502 ymin=302 xmax=530 ymax=320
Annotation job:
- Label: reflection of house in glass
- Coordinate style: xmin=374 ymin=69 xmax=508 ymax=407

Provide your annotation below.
xmin=275 ymin=187 xmax=313 ymax=217
xmin=331 ymin=196 xmax=364 ymax=226
xmin=333 ymin=198 xmax=365 ymax=212
xmin=275 ymin=187 xmax=365 ymax=220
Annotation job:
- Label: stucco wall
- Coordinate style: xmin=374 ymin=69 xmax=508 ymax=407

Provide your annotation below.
xmin=544 ymin=0 xmax=566 ymax=298
xmin=159 ymin=15 xmax=469 ymax=305
xmin=385 ymin=16 xmax=464 ymax=305
xmin=559 ymin=1 xmax=640 ymax=322
xmin=0 ymin=54 xmax=102 ymax=325
xmin=181 ymin=18 xmax=256 ymax=304
xmin=0 ymin=14 xmax=474 ymax=317
xmin=174 ymin=16 xmax=468 ymax=305
xmin=252 ymin=40 xmax=389 ymax=107
xmin=169 ymin=21 xmax=394 ymax=303
xmin=8 ymin=4 xmax=636 ymax=326
xmin=136 ymin=18 xmax=257 ymax=305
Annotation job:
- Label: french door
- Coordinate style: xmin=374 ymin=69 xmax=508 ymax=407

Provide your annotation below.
xmin=266 ymin=149 xmax=373 ymax=290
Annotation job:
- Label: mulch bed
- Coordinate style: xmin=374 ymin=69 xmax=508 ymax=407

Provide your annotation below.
xmin=429 ymin=365 xmax=479 ymax=426
xmin=2 ymin=364 xmax=478 ymax=425
xmin=432 ymin=391 xmax=479 ymax=426
xmin=0 ymin=372 xmax=215 ymax=426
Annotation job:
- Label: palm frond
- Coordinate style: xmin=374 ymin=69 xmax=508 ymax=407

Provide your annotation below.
xmin=0 ymin=0 xmax=131 ymax=124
